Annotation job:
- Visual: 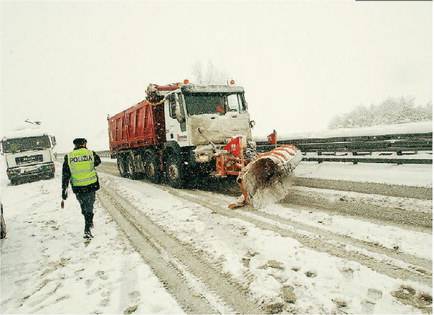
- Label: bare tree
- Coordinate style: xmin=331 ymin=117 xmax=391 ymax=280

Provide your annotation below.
xmin=192 ymin=61 xmax=203 ymax=84
xmin=191 ymin=60 xmax=228 ymax=84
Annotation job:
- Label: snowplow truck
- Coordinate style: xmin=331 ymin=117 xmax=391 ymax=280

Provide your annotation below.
xmin=107 ymin=81 xmax=302 ymax=208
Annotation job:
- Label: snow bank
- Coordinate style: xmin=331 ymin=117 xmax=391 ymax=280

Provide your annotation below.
xmin=254 ymin=121 xmax=432 ymax=141
xmin=295 ymin=162 xmax=432 ymax=187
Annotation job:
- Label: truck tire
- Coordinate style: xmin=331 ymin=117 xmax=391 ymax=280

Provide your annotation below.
xmin=126 ymin=155 xmax=139 ymax=179
xmin=144 ymin=153 xmax=161 ymax=183
xmin=117 ymin=156 xmax=128 ymax=177
xmin=165 ymin=154 xmax=184 ymax=188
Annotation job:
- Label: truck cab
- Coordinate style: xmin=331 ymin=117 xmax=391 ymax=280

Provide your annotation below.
xmin=163 ymin=83 xmax=255 ymax=165
xmin=1 ymin=131 xmax=56 ymax=185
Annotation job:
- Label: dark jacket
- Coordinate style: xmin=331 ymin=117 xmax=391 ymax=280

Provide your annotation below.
xmin=62 ymin=149 xmax=101 ymax=194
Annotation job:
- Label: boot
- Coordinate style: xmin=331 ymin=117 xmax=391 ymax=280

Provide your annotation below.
xmin=83 ymin=215 xmax=93 ymax=239
xmin=83 ymin=226 xmax=93 ymax=239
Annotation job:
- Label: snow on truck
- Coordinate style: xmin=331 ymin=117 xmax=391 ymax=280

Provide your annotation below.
xmin=1 ymin=129 xmax=56 ymax=185
xmin=108 ymin=80 xmax=302 ymax=207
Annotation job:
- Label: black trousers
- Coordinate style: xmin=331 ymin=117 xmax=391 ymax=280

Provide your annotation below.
xmin=75 ymin=191 xmax=95 ymax=233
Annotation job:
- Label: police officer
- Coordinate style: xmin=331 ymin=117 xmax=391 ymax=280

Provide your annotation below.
xmin=62 ymin=138 xmax=101 ymax=239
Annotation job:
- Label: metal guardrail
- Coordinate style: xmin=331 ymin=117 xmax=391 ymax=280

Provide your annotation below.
xmin=301 ymin=157 xmax=432 ymax=165
xmin=256 ymin=132 xmax=432 ymax=165
xmin=256 ymin=132 xmax=432 ymax=154
xmin=97 ymin=150 xmax=111 ymax=158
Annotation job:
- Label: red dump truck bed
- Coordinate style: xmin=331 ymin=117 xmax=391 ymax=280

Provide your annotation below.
xmin=108 ymin=100 xmax=166 ymax=152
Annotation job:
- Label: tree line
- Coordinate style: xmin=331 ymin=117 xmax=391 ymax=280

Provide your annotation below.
xmin=329 ymin=97 xmax=432 ymax=129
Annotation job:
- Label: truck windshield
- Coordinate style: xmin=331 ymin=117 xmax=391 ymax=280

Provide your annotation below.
xmin=2 ymin=136 xmax=51 ymax=153
xmin=184 ymin=93 xmax=245 ymax=115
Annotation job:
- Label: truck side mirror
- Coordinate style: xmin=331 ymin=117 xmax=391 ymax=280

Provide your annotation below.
xmin=51 ymin=136 xmax=56 ymax=146
xmin=249 ymin=120 xmax=256 ymax=128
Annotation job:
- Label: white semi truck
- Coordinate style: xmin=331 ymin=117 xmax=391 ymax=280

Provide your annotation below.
xmin=1 ymin=129 xmax=56 ymax=185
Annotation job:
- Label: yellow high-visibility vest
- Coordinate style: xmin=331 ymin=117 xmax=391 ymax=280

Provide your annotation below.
xmin=67 ymin=148 xmax=97 ymax=187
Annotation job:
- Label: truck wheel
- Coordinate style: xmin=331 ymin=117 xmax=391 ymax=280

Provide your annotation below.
xmin=144 ymin=153 xmax=161 ymax=183
xmin=126 ymin=155 xmax=138 ymax=180
xmin=117 ymin=156 xmax=128 ymax=177
xmin=166 ymin=154 xmax=184 ymax=188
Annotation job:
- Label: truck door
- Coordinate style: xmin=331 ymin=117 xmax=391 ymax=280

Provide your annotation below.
xmin=164 ymin=93 xmax=189 ymax=146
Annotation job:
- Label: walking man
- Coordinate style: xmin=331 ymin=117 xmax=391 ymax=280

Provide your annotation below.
xmin=62 ymin=138 xmax=101 ymax=239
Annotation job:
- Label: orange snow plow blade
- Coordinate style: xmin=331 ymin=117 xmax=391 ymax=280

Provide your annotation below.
xmin=229 ymin=145 xmax=302 ymax=209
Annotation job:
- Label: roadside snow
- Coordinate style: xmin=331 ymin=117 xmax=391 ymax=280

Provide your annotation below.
xmin=290 ymin=186 xmax=432 ymax=214
xmin=295 ymin=162 xmax=432 ymax=187
xmin=254 ymin=121 xmax=432 ymax=141
xmin=0 ymin=165 xmax=183 ymax=314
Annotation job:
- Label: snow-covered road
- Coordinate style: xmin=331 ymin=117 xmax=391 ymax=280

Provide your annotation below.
xmin=1 ymin=160 xmax=432 ymax=314
xmin=96 ymin=162 xmax=432 ymax=312
xmin=0 ymin=169 xmax=182 ymax=314
xmin=95 ymin=171 xmax=432 ymax=313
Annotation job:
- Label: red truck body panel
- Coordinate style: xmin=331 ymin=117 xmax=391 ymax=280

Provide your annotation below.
xmin=108 ymin=100 xmax=166 ymax=152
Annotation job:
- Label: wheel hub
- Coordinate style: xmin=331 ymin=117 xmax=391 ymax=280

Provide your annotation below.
xmin=168 ymin=164 xmax=179 ymax=180
xmin=146 ymin=163 xmax=155 ymax=177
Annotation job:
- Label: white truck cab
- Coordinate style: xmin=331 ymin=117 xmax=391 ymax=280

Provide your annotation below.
xmin=1 ymin=129 xmax=56 ymax=185
xmin=163 ymin=84 xmax=256 ymax=164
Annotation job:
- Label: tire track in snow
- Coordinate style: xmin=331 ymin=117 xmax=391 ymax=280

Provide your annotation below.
xmin=293 ymin=177 xmax=432 ymax=200
xmin=189 ymin=189 xmax=432 ymax=273
xmin=281 ymin=187 xmax=432 ymax=230
xmin=98 ymin=184 xmax=262 ymax=314
xmin=251 ymin=210 xmax=432 ymax=272
xmin=97 ymin=188 xmax=215 ymax=314
xmin=160 ymin=186 xmax=432 ymax=286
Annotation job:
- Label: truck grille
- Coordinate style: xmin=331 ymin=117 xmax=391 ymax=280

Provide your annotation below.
xmin=15 ymin=154 xmax=43 ymax=165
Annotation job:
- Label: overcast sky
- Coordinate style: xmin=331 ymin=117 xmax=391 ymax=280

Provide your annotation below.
xmin=1 ymin=0 xmax=431 ymax=152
